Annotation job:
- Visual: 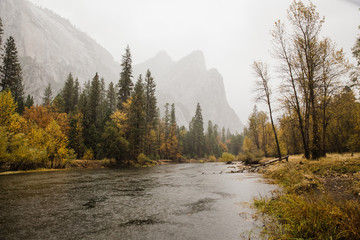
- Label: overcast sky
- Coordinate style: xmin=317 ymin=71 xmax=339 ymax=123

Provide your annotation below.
xmin=29 ymin=0 xmax=360 ymax=123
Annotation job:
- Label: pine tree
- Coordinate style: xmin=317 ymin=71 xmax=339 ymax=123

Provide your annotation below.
xmin=193 ymin=103 xmax=205 ymax=157
xmin=143 ymin=70 xmax=158 ymax=157
xmin=221 ymin=127 xmax=226 ymax=143
xmin=79 ymin=75 xmax=102 ymax=158
xmin=74 ymin=78 xmax=80 ymax=107
xmin=168 ymin=103 xmax=180 ymax=160
xmin=97 ymin=77 xmax=107 ymax=129
xmin=107 ymin=82 xmax=117 ymax=114
xmin=0 ymin=36 xmax=24 ymax=113
xmin=170 ymin=103 xmax=176 ymax=126
xmin=25 ymin=94 xmax=34 ymax=109
xmin=69 ymin=113 xmax=85 ymax=158
xmin=128 ymin=75 xmax=146 ymax=159
xmin=164 ymin=103 xmax=170 ymax=138
xmin=62 ymin=73 xmax=75 ymax=113
xmin=89 ymin=73 xmax=101 ymax=126
xmin=205 ymin=120 xmax=221 ymax=157
xmin=42 ymin=82 xmax=53 ymax=105
xmin=144 ymin=69 xmax=157 ymax=127
xmin=117 ymin=46 xmax=133 ymax=109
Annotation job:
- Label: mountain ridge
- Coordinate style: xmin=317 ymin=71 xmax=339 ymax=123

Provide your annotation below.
xmin=1 ymin=0 xmax=243 ymax=132
xmin=134 ymin=50 xmax=244 ymax=132
xmin=0 ymin=0 xmax=120 ymax=99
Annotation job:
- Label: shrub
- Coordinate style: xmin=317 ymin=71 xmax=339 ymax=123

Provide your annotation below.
xmin=83 ymin=149 xmax=94 ymax=160
xmin=100 ymin=158 xmax=117 ymax=167
xmin=208 ymin=155 xmax=217 ymax=162
xmin=137 ymin=153 xmax=150 ymax=164
xmin=219 ymin=152 xmax=235 ymax=162
xmin=137 ymin=153 xmax=156 ymax=167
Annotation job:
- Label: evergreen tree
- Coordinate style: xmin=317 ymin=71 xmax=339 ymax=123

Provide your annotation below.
xmin=89 ymin=73 xmax=101 ymax=126
xmin=159 ymin=103 xmax=171 ymax=158
xmin=101 ymin=121 xmax=129 ymax=162
xmin=170 ymin=103 xmax=176 ymax=126
xmin=62 ymin=73 xmax=75 ymax=113
xmin=68 ymin=113 xmax=85 ymax=158
xmin=42 ymin=82 xmax=53 ymax=105
xmin=221 ymin=127 xmax=226 ymax=143
xmin=128 ymin=75 xmax=146 ymax=159
xmin=144 ymin=70 xmax=158 ymax=157
xmin=52 ymin=94 xmax=65 ymax=113
xmin=168 ymin=103 xmax=180 ymax=160
xmin=107 ymin=82 xmax=117 ymax=114
xmin=78 ymin=81 xmax=90 ymax=117
xmin=205 ymin=120 xmax=221 ymax=157
xmin=0 ymin=36 xmax=24 ymax=113
xmin=117 ymin=45 xmax=133 ymax=109
xmin=25 ymin=94 xmax=34 ymax=109
xmin=144 ymin=69 xmax=157 ymax=127
xmin=193 ymin=103 xmax=205 ymax=157
xmin=97 ymin=77 xmax=107 ymax=128
xmin=164 ymin=103 xmax=170 ymax=139
xmin=74 ymin=78 xmax=80 ymax=107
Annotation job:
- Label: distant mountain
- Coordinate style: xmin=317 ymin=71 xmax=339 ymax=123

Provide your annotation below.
xmin=134 ymin=51 xmax=244 ymax=132
xmin=0 ymin=0 xmax=120 ymax=101
xmin=1 ymin=0 xmax=243 ymax=132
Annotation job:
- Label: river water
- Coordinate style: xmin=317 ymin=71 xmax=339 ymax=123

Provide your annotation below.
xmin=0 ymin=163 xmax=275 ymax=240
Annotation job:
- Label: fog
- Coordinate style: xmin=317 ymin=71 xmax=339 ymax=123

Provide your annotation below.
xmin=29 ymin=0 xmax=360 ymax=122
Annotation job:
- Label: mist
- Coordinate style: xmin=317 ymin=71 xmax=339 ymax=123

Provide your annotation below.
xmin=27 ymin=0 xmax=360 ymax=121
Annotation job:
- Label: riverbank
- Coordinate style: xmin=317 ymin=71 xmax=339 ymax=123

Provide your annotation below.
xmin=252 ymin=153 xmax=360 ymax=239
xmin=0 ymin=160 xmax=110 ymax=175
xmin=0 ymin=157 xmax=233 ymax=175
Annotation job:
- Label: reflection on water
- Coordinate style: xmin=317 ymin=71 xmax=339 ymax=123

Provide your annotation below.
xmin=0 ymin=163 xmax=275 ymax=239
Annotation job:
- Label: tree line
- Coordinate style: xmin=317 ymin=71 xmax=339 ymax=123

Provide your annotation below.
xmin=243 ymin=1 xmax=360 ymax=161
xmin=0 ymin=20 xmax=243 ymax=170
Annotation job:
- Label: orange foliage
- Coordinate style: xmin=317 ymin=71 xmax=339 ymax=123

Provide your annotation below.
xmin=23 ymin=105 xmax=53 ymax=128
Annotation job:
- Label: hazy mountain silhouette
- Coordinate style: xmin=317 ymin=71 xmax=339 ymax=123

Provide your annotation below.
xmin=1 ymin=0 xmax=243 ymax=132
xmin=134 ymin=51 xmax=244 ymax=132
xmin=0 ymin=0 xmax=120 ymax=100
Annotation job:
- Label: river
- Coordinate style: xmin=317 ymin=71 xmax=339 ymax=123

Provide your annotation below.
xmin=0 ymin=163 xmax=275 ymax=240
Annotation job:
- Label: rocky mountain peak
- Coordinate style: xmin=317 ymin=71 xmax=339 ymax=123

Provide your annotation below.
xmin=153 ymin=51 xmax=173 ymax=62
xmin=134 ymin=51 xmax=244 ymax=132
xmin=177 ymin=50 xmax=206 ymax=72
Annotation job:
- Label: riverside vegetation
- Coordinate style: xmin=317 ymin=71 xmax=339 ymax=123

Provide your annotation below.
xmin=248 ymin=1 xmax=360 ymax=239
xmin=254 ymin=154 xmax=360 ymax=239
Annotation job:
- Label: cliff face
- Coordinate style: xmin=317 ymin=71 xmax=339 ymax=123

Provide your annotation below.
xmin=0 ymin=0 xmax=120 ymax=101
xmin=134 ymin=51 xmax=244 ymax=132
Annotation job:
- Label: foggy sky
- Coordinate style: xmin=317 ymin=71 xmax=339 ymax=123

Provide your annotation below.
xmin=29 ymin=0 xmax=360 ymax=123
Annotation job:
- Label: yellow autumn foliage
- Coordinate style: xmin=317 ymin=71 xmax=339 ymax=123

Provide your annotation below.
xmin=0 ymin=90 xmax=17 ymax=127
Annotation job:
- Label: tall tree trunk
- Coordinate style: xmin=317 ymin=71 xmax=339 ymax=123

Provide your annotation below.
xmin=269 ymin=105 xmax=281 ymax=158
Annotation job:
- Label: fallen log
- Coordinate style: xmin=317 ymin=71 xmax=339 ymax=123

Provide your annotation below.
xmin=262 ymin=155 xmax=289 ymax=166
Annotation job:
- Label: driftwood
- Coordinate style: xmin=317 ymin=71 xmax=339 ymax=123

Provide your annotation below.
xmin=262 ymin=155 xmax=289 ymax=166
